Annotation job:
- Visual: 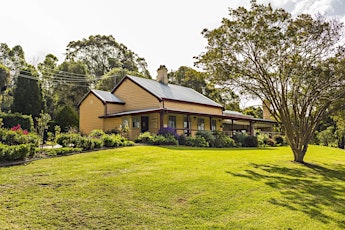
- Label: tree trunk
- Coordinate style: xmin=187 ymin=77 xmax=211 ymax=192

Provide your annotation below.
xmin=291 ymin=144 xmax=308 ymax=163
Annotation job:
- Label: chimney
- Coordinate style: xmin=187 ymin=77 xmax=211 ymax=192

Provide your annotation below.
xmin=262 ymin=100 xmax=271 ymax=120
xmin=156 ymin=65 xmax=168 ymax=85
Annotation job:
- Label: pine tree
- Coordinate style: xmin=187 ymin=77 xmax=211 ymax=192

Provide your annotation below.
xmin=11 ymin=66 xmax=43 ymax=118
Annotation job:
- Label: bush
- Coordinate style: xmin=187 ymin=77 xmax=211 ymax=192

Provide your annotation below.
xmin=273 ymin=135 xmax=285 ymax=146
xmin=212 ymin=131 xmax=235 ymax=148
xmin=55 ymin=106 xmax=79 ymax=132
xmin=178 ymin=134 xmax=187 ymax=145
xmin=36 ymin=147 xmax=83 ymax=157
xmin=0 ymin=113 xmax=34 ymax=131
xmin=135 ymin=132 xmax=153 ymax=143
xmin=149 ymin=135 xmax=178 ymax=146
xmin=102 ymin=134 xmax=134 ymax=147
xmin=0 ymin=143 xmax=35 ymax=161
xmin=233 ymin=133 xmax=258 ymax=147
xmin=196 ymin=131 xmax=215 ymax=146
xmin=182 ymin=136 xmax=208 ymax=147
xmin=243 ymin=135 xmax=258 ymax=147
xmin=89 ymin=129 xmax=106 ymax=139
xmin=158 ymin=127 xmax=179 ymax=139
xmin=0 ymin=128 xmax=39 ymax=146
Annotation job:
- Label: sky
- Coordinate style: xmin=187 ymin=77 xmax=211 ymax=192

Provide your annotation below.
xmin=2 ymin=0 xmax=345 ymax=106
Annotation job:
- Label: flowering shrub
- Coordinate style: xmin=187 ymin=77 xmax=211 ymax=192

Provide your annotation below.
xmin=10 ymin=124 xmax=29 ymax=135
xmin=158 ymin=127 xmax=179 ymax=139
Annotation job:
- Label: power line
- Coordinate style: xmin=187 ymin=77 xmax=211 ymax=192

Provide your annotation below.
xmin=17 ymin=74 xmax=91 ymax=88
xmin=20 ymin=69 xmax=90 ymax=80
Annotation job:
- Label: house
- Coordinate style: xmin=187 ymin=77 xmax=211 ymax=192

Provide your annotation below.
xmin=78 ymin=65 xmax=276 ymax=140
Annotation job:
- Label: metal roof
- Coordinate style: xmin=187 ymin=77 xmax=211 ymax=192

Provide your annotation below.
xmin=92 ymin=89 xmax=125 ymax=104
xmin=117 ymin=75 xmax=223 ymax=108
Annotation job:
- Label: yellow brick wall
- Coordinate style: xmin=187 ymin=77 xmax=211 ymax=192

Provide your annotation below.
xmin=79 ymin=93 xmax=105 ymax=135
xmin=103 ymin=117 xmax=123 ymax=133
xmin=163 ymin=100 xmax=222 ymax=115
xmin=106 ymin=103 xmax=124 ymax=114
xmin=114 ymin=78 xmax=161 ymax=111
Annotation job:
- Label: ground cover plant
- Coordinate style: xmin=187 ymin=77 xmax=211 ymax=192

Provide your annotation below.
xmin=0 ymin=145 xmax=345 ymax=229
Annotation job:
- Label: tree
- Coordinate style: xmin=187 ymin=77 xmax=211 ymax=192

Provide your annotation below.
xmin=55 ymin=105 xmax=79 ymax=132
xmin=11 ymin=65 xmax=43 ymax=118
xmin=0 ymin=64 xmax=10 ymax=112
xmin=96 ymin=67 xmax=149 ymax=91
xmin=242 ymin=106 xmax=263 ymax=119
xmin=169 ymin=66 xmax=240 ymax=110
xmin=65 ymin=35 xmax=151 ymax=79
xmin=0 ymin=43 xmax=26 ymax=111
xmin=36 ymin=111 xmax=51 ymax=145
xmin=37 ymin=54 xmax=59 ymax=116
xmin=196 ymin=0 xmax=345 ymax=163
xmin=53 ymin=61 xmax=91 ymax=110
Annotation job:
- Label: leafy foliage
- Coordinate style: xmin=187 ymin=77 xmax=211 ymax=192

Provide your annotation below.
xmin=169 ymin=66 xmax=240 ymax=110
xmin=65 ymin=35 xmax=150 ymax=78
xmin=0 ymin=113 xmax=34 ymax=131
xmin=11 ymin=66 xmax=43 ymax=117
xmin=196 ymin=0 xmax=345 ymax=162
xmin=55 ymin=106 xmax=79 ymax=132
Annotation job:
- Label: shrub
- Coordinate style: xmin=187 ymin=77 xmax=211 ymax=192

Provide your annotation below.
xmin=178 ymin=134 xmax=187 ymax=145
xmin=135 ymin=132 xmax=153 ymax=143
xmin=196 ymin=131 xmax=215 ymax=146
xmin=243 ymin=135 xmax=258 ymax=147
xmin=0 ymin=113 xmax=34 ymax=131
xmin=158 ymin=127 xmax=179 ymax=139
xmin=212 ymin=131 xmax=235 ymax=148
xmin=102 ymin=134 xmax=134 ymax=147
xmin=182 ymin=136 xmax=209 ymax=147
xmin=273 ymin=135 xmax=285 ymax=146
xmin=149 ymin=135 xmax=178 ymax=146
xmin=0 ymin=128 xmax=39 ymax=146
xmin=55 ymin=106 xmax=79 ymax=132
xmin=0 ymin=143 xmax=35 ymax=161
xmin=36 ymin=147 xmax=83 ymax=157
xmin=233 ymin=133 xmax=258 ymax=147
xmin=89 ymin=129 xmax=106 ymax=139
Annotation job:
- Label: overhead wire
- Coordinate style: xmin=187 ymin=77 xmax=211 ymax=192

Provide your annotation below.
xmin=17 ymin=73 xmax=92 ymax=88
xmin=17 ymin=67 xmax=119 ymax=88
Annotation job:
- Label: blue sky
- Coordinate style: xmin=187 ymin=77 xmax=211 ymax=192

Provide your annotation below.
xmin=2 ymin=0 xmax=344 ymax=106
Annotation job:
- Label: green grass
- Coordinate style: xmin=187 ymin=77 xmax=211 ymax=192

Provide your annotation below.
xmin=1 ymin=145 xmax=345 ymax=229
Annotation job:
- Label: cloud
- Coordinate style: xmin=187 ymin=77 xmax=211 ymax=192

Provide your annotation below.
xmin=259 ymin=0 xmax=345 ymax=20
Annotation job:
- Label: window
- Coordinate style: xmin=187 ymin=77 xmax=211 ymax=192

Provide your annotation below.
xmin=184 ymin=116 xmax=191 ymax=135
xmin=211 ymin=119 xmax=217 ymax=131
xmin=132 ymin=117 xmax=140 ymax=128
xmin=197 ymin=118 xmax=205 ymax=131
xmin=168 ymin=116 xmax=176 ymax=128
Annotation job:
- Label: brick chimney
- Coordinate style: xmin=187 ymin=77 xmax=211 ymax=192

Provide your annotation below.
xmin=262 ymin=99 xmax=271 ymax=120
xmin=156 ymin=65 xmax=168 ymax=85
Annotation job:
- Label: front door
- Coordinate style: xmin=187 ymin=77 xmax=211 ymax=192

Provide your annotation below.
xmin=141 ymin=116 xmax=149 ymax=133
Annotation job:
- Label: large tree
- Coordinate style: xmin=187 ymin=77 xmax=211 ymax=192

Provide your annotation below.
xmin=12 ymin=65 xmax=43 ymax=118
xmin=169 ymin=66 xmax=240 ymax=111
xmin=37 ymin=54 xmax=59 ymax=115
xmin=196 ymin=1 xmax=345 ymax=163
xmin=53 ymin=61 xmax=90 ymax=110
xmin=65 ymin=35 xmax=151 ymax=79
xmin=0 ymin=43 xmax=26 ymax=111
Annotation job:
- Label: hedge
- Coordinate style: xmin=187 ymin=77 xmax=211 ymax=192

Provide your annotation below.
xmin=0 ymin=113 xmax=34 ymax=131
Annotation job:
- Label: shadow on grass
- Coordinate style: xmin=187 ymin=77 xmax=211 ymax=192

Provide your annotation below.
xmin=160 ymin=146 xmax=277 ymax=152
xmin=227 ymin=163 xmax=345 ymax=228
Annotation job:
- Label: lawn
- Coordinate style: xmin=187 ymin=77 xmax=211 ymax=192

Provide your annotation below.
xmin=1 ymin=145 xmax=345 ymax=229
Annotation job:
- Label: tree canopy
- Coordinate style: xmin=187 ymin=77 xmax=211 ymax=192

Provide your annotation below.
xmin=65 ymin=35 xmax=151 ymax=79
xmin=169 ymin=66 xmax=240 ymax=111
xmin=11 ymin=66 xmax=43 ymax=118
xmin=196 ymin=0 xmax=345 ymax=163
